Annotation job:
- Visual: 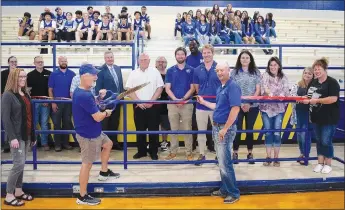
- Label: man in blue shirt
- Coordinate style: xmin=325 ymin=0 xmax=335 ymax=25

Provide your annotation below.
xmin=73 ymin=64 xmax=120 ymax=206
xmin=197 ymin=62 xmax=241 ymax=204
xmin=164 ymin=47 xmax=195 ymax=161
xmin=186 ymin=39 xmax=203 ymax=68
xmin=48 ymin=56 xmax=75 ymax=152
xmin=193 ymin=44 xmax=220 ymax=164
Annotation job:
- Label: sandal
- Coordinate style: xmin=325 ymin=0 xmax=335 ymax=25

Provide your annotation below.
xmin=263 ymin=157 xmax=272 ymax=166
xmin=16 ymin=193 xmax=34 ymax=201
xmin=297 ymin=155 xmax=303 ymax=163
xmin=273 ymin=161 xmax=280 ymax=167
xmin=4 ymin=198 xmax=25 ymax=206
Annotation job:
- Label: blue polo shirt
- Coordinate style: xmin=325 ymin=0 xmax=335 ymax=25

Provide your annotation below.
xmin=48 ymin=68 xmax=75 ymax=98
xmin=193 ymin=61 xmax=221 ymax=110
xmin=186 ymin=51 xmax=203 ymax=68
xmin=213 ymin=79 xmax=242 ymax=124
xmin=165 ymin=64 xmax=194 ymax=99
xmin=72 ymin=87 xmax=101 ymax=138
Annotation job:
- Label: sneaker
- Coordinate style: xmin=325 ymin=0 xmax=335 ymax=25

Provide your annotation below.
xmin=76 ymin=194 xmax=101 ymax=205
xmin=186 ymin=154 xmax=193 ymax=161
xmin=321 ymin=165 xmax=332 ymax=174
xmin=233 ymin=153 xmax=239 ymax=164
xmin=165 ymin=153 xmax=176 ymax=160
xmin=195 ymin=154 xmax=206 ymax=166
xmin=160 ymin=141 xmax=168 ymax=151
xmin=98 ymin=169 xmax=120 ymax=181
xmin=224 ymin=196 xmax=239 ymax=204
xmin=313 ymin=164 xmax=324 ymax=173
xmin=211 ymin=190 xmax=226 ymax=198
xmin=247 ymin=153 xmax=255 ymax=164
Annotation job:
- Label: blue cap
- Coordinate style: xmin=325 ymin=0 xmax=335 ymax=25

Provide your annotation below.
xmin=55 ymin=7 xmax=61 ymax=12
xmin=79 ymin=64 xmax=100 ymax=75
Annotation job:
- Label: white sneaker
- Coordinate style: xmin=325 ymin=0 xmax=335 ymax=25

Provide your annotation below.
xmin=313 ymin=164 xmax=324 ymax=173
xmin=321 ymin=165 xmax=332 ymax=174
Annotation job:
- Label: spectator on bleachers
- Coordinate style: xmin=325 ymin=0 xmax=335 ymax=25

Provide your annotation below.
xmin=164 ymin=47 xmax=195 ymax=161
xmin=181 ymin=12 xmax=187 ymax=22
xmin=219 ymin=15 xmax=232 ymax=45
xmin=188 ymin=10 xmax=194 ymax=19
xmin=196 ymin=14 xmax=210 ymax=47
xmin=132 ymin=11 xmax=146 ymax=40
xmin=217 ymin=12 xmax=223 ymax=22
xmin=302 ymin=58 xmax=340 ymax=174
xmin=254 ymin=16 xmax=273 ymax=55
xmin=193 ymin=44 xmax=221 ymax=165
xmin=38 ymin=12 xmax=56 ymax=42
xmin=234 ymin=10 xmax=242 ymax=17
xmin=96 ymin=51 xmax=124 ymax=151
xmin=225 ymin=4 xmax=234 ymax=14
xmin=118 ymin=15 xmax=131 ymax=42
xmin=96 ymin=14 xmax=113 ymax=42
xmin=2 ymin=68 xmax=34 ymax=207
xmin=265 ymin=13 xmax=277 ymax=40
xmin=231 ymin=51 xmax=261 ymax=164
xmin=105 ymin=6 xmax=115 ymax=22
xmin=55 ymin=7 xmax=66 ymax=33
xmin=118 ymin=7 xmax=132 ymax=24
xmin=27 ymin=56 xmax=51 ymax=151
xmin=125 ymin=53 xmax=164 ymax=160
xmin=206 ymin=11 xmax=212 ymax=23
xmin=241 ymin=11 xmax=250 ymax=22
xmin=38 ymin=7 xmax=56 ymax=27
xmin=76 ymin=12 xmax=95 ymax=42
xmin=74 ymin=10 xmax=84 ymax=25
xmin=242 ymin=16 xmax=255 ymax=45
xmin=155 ymin=56 xmax=170 ymax=151
xmin=174 ymin=13 xmax=183 ymax=38
xmin=18 ymin=12 xmax=35 ymax=40
xmin=252 ymin=11 xmax=260 ymax=24
xmin=195 ymin=10 xmax=202 ymax=22
xmin=212 ymin=4 xmax=220 ymax=15
xmin=48 ymin=56 xmax=75 ymax=152
xmin=231 ymin=16 xmax=244 ymax=44
xmin=57 ymin=12 xmax=76 ymax=42
xmin=141 ymin=6 xmax=151 ymax=39
xmin=204 ymin=8 xmax=210 ymax=17
xmin=92 ymin=11 xmax=102 ymax=30
xmin=290 ymin=67 xmax=314 ymax=165
xmin=87 ymin=6 xmax=94 ymax=19
xmin=209 ymin=14 xmax=222 ymax=45
xmin=260 ymin=57 xmax=289 ymax=167
xmin=181 ymin=14 xmax=197 ymax=47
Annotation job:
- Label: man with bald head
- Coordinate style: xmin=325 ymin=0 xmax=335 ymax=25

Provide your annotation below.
xmin=197 ymin=63 xmax=241 ymax=204
xmin=48 ymin=56 xmax=76 ymax=152
xmin=126 ymin=53 xmax=164 ymax=160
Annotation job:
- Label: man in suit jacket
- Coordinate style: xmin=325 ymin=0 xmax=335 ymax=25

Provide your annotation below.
xmin=95 ymin=51 xmax=124 ymax=150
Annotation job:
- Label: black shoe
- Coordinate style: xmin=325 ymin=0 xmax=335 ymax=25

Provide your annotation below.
xmin=247 ymin=153 xmax=255 ymax=164
xmin=112 ymin=144 xmax=123 ymax=151
xmin=133 ymin=153 xmax=147 ymax=159
xmin=76 ymin=194 xmax=101 ymax=205
xmin=2 ymin=148 xmax=10 ymax=153
xmin=98 ymin=169 xmax=120 ymax=181
xmin=55 ymin=146 xmax=62 ymax=152
xmin=147 ymin=36 xmax=151 ymax=40
xmin=215 ymin=157 xmax=219 ymax=166
xmin=150 ymin=154 xmax=158 ymax=160
xmin=233 ymin=153 xmax=239 ymax=164
xmin=63 ymin=144 xmax=73 ymax=150
xmin=208 ymin=147 xmax=216 ymax=153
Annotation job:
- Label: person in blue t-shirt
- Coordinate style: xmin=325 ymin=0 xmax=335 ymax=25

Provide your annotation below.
xmin=186 ymin=39 xmax=203 ymax=68
xmin=18 ymin=12 xmax=36 ymax=40
xmin=73 ymin=64 xmax=120 ymax=206
xmin=141 ymin=6 xmax=151 ymax=39
xmin=197 ymin=62 xmax=241 ymax=204
xmin=174 ymin=13 xmax=183 ymax=38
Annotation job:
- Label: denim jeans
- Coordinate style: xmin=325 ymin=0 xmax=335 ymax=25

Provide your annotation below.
xmin=212 ymin=124 xmax=240 ymax=199
xmin=35 ymin=103 xmax=50 ymax=146
xmin=261 ymin=112 xmax=284 ymax=147
xmin=296 ymin=108 xmax=311 ymax=156
xmin=183 ymin=34 xmax=195 ymax=47
xmin=51 ymin=103 xmax=74 ymax=147
xmin=231 ymin=32 xmax=243 ymax=44
xmin=210 ymin=35 xmax=222 ymax=45
xmin=313 ymin=124 xmax=336 ymax=158
xmin=269 ymin=28 xmax=277 ymax=38
xmin=255 ymin=36 xmax=270 ymax=44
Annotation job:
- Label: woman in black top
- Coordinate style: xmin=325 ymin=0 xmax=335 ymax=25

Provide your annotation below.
xmin=302 ymin=58 xmax=340 ymax=174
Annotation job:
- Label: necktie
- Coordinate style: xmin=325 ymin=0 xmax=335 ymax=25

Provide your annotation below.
xmin=109 ymin=66 xmax=119 ymax=90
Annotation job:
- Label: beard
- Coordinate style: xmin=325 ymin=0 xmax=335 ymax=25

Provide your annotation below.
xmin=59 ymin=64 xmax=67 ymax=69
xmin=176 ymin=59 xmax=185 ymax=64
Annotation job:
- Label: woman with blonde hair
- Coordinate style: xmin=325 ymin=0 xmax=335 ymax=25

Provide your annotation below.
xmin=290 ymin=67 xmax=314 ymax=164
xmin=2 ymin=68 xmax=35 ymax=206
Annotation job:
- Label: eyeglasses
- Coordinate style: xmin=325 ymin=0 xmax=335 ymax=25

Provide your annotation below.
xmin=19 ymin=76 xmax=27 ymax=79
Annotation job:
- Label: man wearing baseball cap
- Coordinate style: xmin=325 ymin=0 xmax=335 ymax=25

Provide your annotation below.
xmin=72 ymin=64 xmax=120 ymax=206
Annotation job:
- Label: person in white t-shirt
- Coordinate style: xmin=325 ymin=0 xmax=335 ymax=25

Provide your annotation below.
xmin=95 ymin=14 xmax=113 ymax=42
xmin=39 ymin=12 xmax=57 ymax=41
xmin=125 ymin=53 xmax=164 ymax=160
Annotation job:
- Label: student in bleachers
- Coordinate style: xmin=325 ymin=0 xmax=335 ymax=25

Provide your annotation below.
xmin=74 ymin=10 xmax=84 ymax=25
xmin=181 ymin=14 xmax=197 ymax=47
xmin=96 ymin=14 xmax=113 ymax=42
xmin=87 ymin=6 xmax=94 ymax=19
xmin=234 ymin=10 xmax=241 ymax=17
xmin=188 ymin=10 xmax=194 ymax=19
xmin=118 ymin=15 xmax=131 ymax=42
xmin=141 ymin=6 xmax=151 ymax=39
xmin=204 ymin=8 xmax=210 ymax=17
xmin=260 ymin=57 xmax=289 ymax=167
xmin=196 ymin=14 xmax=210 ymax=47
xmin=118 ymin=7 xmax=132 ymax=24
xmin=252 ymin=11 xmax=260 ymax=24
xmin=217 ymin=12 xmax=223 ymax=22
xmin=181 ymin=12 xmax=187 ymax=22
xmin=242 ymin=16 xmax=256 ymax=45
xmin=18 ymin=12 xmax=36 ymax=40
xmin=241 ymin=11 xmax=250 ymax=22
xmin=209 ymin=14 xmax=222 ymax=45
xmin=212 ymin=4 xmax=220 ymax=15
xmin=132 ymin=11 xmax=145 ymax=39
xmin=195 ymin=10 xmax=202 ymax=22
xmin=219 ymin=15 xmax=232 ymax=45
xmin=254 ymin=16 xmax=273 ymax=55
xmin=38 ymin=12 xmax=56 ymax=42
xmin=55 ymin=7 xmax=66 ymax=30
xmin=105 ymin=6 xmax=115 ymax=22
xmin=265 ymin=13 xmax=277 ymax=40
xmin=76 ymin=12 xmax=95 ymax=42
xmin=38 ymin=7 xmax=56 ymax=30
xmin=174 ymin=13 xmax=183 ymax=38
xmin=231 ymin=16 xmax=244 ymax=44
xmin=57 ymin=12 xmax=76 ymax=42
xmin=225 ymin=4 xmax=234 ymax=14
xmin=92 ymin=11 xmax=102 ymax=30
xmin=231 ymin=51 xmax=261 ymax=164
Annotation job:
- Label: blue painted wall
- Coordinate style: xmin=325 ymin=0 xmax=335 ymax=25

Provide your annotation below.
xmin=2 ymin=0 xmax=344 ymax=11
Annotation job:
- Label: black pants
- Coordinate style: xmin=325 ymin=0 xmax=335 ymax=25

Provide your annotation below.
xmin=192 ymin=104 xmax=214 ymax=150
xmin=57 ymin=31 xmax=75 ymax=42
xmin=50 ymin=103 xmax=74 ymax=148
xmin=233 ymin=107 xmax=259 ymax=151
xmin=102 ymin=105 xmax=121 ymax=146
xmin=133 ymin=105 xmax=160 ymax=156
xmin=174 ymin=27 xmax=181 ymax=36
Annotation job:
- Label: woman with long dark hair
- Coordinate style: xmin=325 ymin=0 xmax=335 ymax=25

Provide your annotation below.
xmin=265 ymin=13 xmax=277 ymax=39
xmin=231 ymin=50 xmax=261 ymax=164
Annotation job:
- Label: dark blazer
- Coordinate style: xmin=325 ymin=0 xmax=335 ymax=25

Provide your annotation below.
xmin=95 ymin=64 xmax=124 ymax=96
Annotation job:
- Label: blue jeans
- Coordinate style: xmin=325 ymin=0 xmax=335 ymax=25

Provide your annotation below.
xmin=35 ymin=103 xmax=50 ymax=146
xmin=261 ymin=112 xmax=284 ymax=147
xmin=255 ymin=36 xmax=270 ymax=44
xmin=269 ymin=28 xmax=277 ymax=38
xmin=183 ymin=34 xmax=195 ymax=47
xmin=210 ymin=35 xmax=222 ymax=45
xmin=296 ymin=108 xmax=311 ymax=156
xmin=313 ymin=124 xmax=336 ymax=158
xmin=231 ymin=32 xmax=243 ymax=44
xmin=212 ymin=124 xmax=240 ymax=199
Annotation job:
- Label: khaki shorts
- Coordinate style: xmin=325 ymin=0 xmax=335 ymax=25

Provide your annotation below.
xmin=76 ymin=132 xmax=112 ymax=163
